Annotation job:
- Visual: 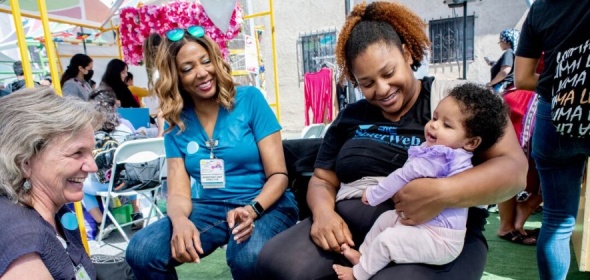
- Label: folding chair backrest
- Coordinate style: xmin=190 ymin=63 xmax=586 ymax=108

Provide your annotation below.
xmin=109 ymin=138 xmax=166 ymax=190
xmin=112 ymin=138 xmax=165 ymax=166
xmin=301 ymin=124 xmax=325 ymax=139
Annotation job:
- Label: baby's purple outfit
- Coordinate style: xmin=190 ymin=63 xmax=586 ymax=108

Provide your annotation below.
xmin=353 ymin=144 xmax=474 ymax=280
xmin=366 ymin=143 xmax=473 ymax=229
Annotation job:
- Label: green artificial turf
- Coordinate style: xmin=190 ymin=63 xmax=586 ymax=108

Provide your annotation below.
xmin=175 ymin=210 xmax=590 ymax=279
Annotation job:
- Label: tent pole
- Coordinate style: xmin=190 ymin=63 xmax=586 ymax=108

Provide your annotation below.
xmin=8 ymin=0 xmax=34 ymax=88
xmin=38 ymin=0 xmax=62 ymax=95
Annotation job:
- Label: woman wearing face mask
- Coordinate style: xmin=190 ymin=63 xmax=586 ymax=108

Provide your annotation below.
xmin=60 ymin=53 xmax=94 ymax=101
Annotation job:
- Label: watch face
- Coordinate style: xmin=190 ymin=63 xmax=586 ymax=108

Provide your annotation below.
xmin=252 ymin=201 xmax=264 ymax=214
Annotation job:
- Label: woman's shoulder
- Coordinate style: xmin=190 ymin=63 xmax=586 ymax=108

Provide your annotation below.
xmin=0 ymin=198 xmax=45 ymax=240
xmin=62 ymin=79 xmax=81 ymax=89
xmin=234 ymin=85 xmax=267 ymax=107
xmin=235 ymin=85 xmax=263 ymax=99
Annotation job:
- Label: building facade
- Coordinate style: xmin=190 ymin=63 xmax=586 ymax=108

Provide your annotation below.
xmin=251 ymin=0 xmax=530 ymax=134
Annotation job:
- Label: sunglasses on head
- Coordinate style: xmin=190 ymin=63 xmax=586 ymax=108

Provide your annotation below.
xmin=166 ymin=25 xmax=205 ymax=42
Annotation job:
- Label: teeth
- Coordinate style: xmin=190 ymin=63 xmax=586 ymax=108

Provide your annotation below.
xmin=68 ymin=178 xmax=85 ymax=183
xmin=198 ymin=81 xmax=211 ymax=89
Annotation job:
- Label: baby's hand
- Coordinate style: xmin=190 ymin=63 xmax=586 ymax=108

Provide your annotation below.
xmin=361 ymin=190 xmax=369 ymax=205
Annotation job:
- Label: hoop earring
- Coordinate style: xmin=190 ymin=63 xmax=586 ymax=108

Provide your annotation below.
xmin=23 ymin=179 xmax=31 ymax=192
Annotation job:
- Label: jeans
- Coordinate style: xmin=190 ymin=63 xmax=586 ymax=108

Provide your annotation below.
xmin=533 ymin=97 xmax=590 ymax=280
xmin=126 ymin=194 xmax=297 ymax=280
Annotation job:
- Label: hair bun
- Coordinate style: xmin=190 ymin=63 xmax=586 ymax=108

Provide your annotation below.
xmin=350 ymin=2 xmax=366 ymax=18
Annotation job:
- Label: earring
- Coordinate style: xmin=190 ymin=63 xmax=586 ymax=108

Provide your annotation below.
xmin=23 ymin=179 xmax=31 ymax=192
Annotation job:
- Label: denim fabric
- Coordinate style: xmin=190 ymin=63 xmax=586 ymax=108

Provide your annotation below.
xmin=126 ymin=195 xmax=297 ymax=280
xmin=532 ymin=97 xmax=590 ymax=280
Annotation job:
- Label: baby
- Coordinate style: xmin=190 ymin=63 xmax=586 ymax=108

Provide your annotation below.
xmin=334 ymin=83 xmax=509 ymax=280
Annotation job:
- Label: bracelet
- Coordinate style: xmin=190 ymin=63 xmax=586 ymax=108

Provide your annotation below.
xmin=266 ymin=172 xmax=288 ymax=181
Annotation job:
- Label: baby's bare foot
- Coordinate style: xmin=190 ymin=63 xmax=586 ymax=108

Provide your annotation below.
xmin=333 ymin=264 xmax=356 ymax=280
xmin=341 ymin=244 xmax=361 ymax=265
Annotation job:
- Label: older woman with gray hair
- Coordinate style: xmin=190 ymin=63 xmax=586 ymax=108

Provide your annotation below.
xmin=0 ymin=88 xmax=101 ymax=279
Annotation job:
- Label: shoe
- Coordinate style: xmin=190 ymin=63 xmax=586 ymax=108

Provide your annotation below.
xmin=97 ymin=223 xmax=116 ymax=240
xmin=498 ymin=230 xmax=537 ymax=245
xmin=131 ymin=212 xmax=144 ymax=230
xmin=487 ymin=204 xmax=498 ymax=213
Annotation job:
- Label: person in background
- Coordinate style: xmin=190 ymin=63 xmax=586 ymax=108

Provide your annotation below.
xmin=5 ymin=61 xmax=40 ymax=93
xmin=82 ymin=89 xmax=145 ymax=238
xmin=125 ymin=25 xmax=297 ymax=280
xmin=88 ymin=79 xmax=97 ymax=90
xmin=486 ymin=29 xmax=519 ymax=94
xmin=0 ymin=87 xmax=100 ymax=279
xmin=100 ymin=59 xmax=140 ymax=108
xmin=60 ymin=54 xmax=93 ymax=101
xmin=256 ymin=2 xmax=527 ymax=279
xmin=514 ymin=1 xmax=590 ymax=279
xmin=39 ymin=75 xmax=52 ymax=86
xmin=125 ymin=72 xmax=150 ymax=107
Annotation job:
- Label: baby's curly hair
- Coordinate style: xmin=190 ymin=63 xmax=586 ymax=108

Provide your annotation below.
xmin=447 ymin=83 xmax=509 ymax=152
xmin=335 ymin=1 xmax=431 ymax=86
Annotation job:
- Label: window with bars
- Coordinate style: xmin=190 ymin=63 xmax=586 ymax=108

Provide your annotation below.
xmin=297 ymin=30 xmax=337 ymax=80
xmin=429 ymin=16 xmax=474 ymax=64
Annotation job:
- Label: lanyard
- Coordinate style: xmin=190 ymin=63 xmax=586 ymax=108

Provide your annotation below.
xmin=205 ymin=138 xmax=218 ymax=159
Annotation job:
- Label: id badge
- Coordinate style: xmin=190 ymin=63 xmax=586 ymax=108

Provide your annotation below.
xmin=200 ymin=159 xmax=225 ymax=189
xmin=74 ymin=264 xmax=92 ymax=280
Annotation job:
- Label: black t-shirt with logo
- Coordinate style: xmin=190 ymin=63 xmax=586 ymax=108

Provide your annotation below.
xmin=315 ymin=77 xmax=432 ymax=183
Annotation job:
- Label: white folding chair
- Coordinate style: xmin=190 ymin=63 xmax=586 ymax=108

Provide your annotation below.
xmin=300 ymin=124 xmax=325 ymax=139
xmin=319 ymin=122 xmax=332 ymax=138
xmin=96 ymin=137 xmax=166 ymax=244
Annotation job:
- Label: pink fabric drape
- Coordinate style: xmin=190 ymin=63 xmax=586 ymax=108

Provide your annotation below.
xmin=304 ymin=68 xmax=333 ymax=125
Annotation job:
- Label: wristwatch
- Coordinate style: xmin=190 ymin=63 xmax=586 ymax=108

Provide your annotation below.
xmin=249 ymin=201 xmax=265 ymax=216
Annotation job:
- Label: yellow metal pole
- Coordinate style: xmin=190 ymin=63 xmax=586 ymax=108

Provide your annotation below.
xmin=113 ymin=20 xmax=123 ymax=60
xmin=38 ymin=0 xmax=62 ymax=95
xmin=243 ymin=11 xmax=271 ymax=20
xmin=269 ymin=0 xmax=281 ymax=122
xmin=9 ymin=0 xmax=34 ymax=88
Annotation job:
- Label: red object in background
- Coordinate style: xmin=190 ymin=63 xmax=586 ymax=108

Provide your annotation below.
xmin=535 ymin=52 xmax=545 ymax=74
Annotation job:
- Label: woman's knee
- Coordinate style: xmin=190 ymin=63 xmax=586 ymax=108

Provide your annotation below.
xmin=126 ymin=219 xmax=173 ymax=268
xmin=227 ymin=249 xmax=258 ymax=279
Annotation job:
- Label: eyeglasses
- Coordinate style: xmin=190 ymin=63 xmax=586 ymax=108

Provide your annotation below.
xmin=166 ymin=25 xmax=205 ymax=42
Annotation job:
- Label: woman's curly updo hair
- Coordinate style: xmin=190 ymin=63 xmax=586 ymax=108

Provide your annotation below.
xmin=335 ymin=1 xmax=431 ymax=86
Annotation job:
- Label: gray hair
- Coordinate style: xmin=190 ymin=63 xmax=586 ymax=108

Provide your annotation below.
xmin=0 ymin=87 xmax=103 ymax=204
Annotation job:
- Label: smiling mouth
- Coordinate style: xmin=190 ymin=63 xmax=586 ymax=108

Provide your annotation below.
xmin=67 ymin=177 xmax=86 ymax=184
xmin=427 ymin=132 xmax=437 ymax=141
xmin=197 ymin=80 xmax=212 ymax=90
xmin=379 ymin=88 xmax=400 ymax=102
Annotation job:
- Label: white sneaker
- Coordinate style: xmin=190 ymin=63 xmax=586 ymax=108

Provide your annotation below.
xmin=97 ymin=224 xmax=116 ymax=240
